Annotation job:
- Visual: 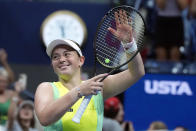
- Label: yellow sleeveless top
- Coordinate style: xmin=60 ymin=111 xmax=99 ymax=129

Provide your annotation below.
xmin=44 ymin=82 xmax=103 ymax=131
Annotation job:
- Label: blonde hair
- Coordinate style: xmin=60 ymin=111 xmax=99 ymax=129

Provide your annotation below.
xmin=149 ymin=121 xmax=168 ymax=130
xmin=0 ymin=67 xmax=8 ymax=78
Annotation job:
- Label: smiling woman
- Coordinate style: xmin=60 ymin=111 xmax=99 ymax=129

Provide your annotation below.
xmin=47 ymin=39 xmax=85 ymax=81
xmin=51 ymin=44 xmax=84 ymax=81
xmin=34 ymin=39 xmax=107 ymax=131
xmin=34 ymin=7 xmax=144 ymax=130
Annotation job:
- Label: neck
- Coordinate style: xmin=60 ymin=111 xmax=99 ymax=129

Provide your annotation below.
xmin=59 ymin=71 xmax=82 ymax=90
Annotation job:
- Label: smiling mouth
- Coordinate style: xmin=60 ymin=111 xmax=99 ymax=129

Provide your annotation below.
xmin=59 ymin=64 xmax=70 ymax=69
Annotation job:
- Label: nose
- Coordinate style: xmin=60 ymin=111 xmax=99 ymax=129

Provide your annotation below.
xmin=59 ymin=55 xmax=67 ymax=63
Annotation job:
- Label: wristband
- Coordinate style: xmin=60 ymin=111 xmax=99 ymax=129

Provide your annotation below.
xmin=121 ymin=38 xmax=137 ymax=54
xmin=76 ymin=87 xmax=83 ymax=98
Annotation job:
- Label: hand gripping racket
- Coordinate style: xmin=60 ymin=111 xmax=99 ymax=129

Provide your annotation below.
xmin=72 ymin=5 xmax=146 ymax=123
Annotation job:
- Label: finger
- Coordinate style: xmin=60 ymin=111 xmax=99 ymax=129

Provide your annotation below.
xmin=95 ymin=75 xmax=108 ymax=82
xmin=96 ymin=87 xmax=103 ymax=91
xmin=92 ymin=73 xmax=108 ymax=81
xmin=91 ymin=89 xmax=98 ymax=95
xmin=128 ymin=16 xmax=132 ymax=27
xmin=123 ymin=10 xmax=128 ymax=24
xmin=96 ymin=77 xmax=105 ymax=83
xmin=92 ymin=81 xmax=104 ymax=87
xmin=92 ymin=86 xmax=102 ymax=92
xmin=92 ymin=87 xmax=103 ymax=95
xmin=119 ymin=10 xmax=124 ymax=24
xmin=108 ymin=27 xmax=118 ymax=37
xmin=114 ymin=12 xmax=120 ymax=27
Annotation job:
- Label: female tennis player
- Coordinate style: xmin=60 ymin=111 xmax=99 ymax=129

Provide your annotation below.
xmin=34 ymin=10 xmax=145 ymax=131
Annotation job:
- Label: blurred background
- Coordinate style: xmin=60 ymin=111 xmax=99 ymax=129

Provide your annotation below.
xmin=0 ymin=0 xmax=195 ymax=131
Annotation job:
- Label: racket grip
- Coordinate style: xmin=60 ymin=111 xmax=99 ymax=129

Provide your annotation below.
xmin=72 ymin=95 xmax=92 ymax=123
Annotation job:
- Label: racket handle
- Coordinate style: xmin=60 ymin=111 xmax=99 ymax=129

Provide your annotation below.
xmin=72 ymin=95 xmax=92 ymax=123
xmin=72 ymin=74 xmax=110 ymax=123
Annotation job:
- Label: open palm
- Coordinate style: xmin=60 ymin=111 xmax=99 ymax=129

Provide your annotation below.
xmin=108 ymin=10 xmax=133 ymax=43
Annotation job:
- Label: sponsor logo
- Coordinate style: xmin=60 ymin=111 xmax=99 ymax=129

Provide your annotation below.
xmin=67 ymin=108 xmax=73 ymax=112
xmin=144 ymin=80 xmax=193 ymax=96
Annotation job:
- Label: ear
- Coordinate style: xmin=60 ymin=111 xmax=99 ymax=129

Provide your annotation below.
xmin=79 ymin=56 xmax=85 ymax=67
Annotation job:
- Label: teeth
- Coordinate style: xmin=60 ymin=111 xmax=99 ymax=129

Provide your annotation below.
xmin=59 ymin=64 xmax=69 ymax=69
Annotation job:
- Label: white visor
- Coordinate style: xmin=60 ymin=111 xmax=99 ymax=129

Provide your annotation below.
xmin=46 ymin=39 xmax=83 ymax=57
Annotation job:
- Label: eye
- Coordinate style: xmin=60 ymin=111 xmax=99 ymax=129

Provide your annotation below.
xmin=52 ymin=54 xmax=60 ymax=60
xmin=64 ymin=52 xmax=72 ymax=57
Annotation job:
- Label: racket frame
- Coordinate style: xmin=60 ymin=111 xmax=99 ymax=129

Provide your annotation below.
xmin=72 ymin=5 xmax=147 ymax=123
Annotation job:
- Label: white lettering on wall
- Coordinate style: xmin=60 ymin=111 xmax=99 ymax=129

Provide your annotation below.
xmin=144 ymin=80 xmax=193 ymax=96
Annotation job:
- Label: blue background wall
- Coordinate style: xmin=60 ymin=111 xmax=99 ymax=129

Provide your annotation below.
xmin=0 ymin=1 xmax=111 ymax=65
xmin=125 ymin=74 xmax=196 ymax=130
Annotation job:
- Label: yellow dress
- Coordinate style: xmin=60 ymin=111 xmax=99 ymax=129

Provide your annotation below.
xmin=44 ymin=82 xmax=103 ymax=131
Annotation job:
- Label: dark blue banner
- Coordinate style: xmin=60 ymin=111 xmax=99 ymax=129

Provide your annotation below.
xmin=124 ymin=73 xmax=196 ymax=130
xmin=0 ymin=2 xmax=111 ymax=65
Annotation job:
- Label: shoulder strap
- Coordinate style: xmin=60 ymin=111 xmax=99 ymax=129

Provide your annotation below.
xmin=93 ymin=92 xmax=104 ymax=131
xmin=51 ymin=82 xmax=60 ymax=100
xmin=44 ymin=82 xmax=63 ymax=131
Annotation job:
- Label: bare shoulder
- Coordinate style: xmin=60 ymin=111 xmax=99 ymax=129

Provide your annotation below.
xmin=36 ymin=82 xmax=52 ymax=91
xmin=38 ymin=82 xmax=52 ymax=88
xmin=35 ymin=82 xmax=54 ymax=107
xmin=34 ymin=82 xmax=54 ymax=119
xmin=35 ymin=82 xmax=53 ymax=98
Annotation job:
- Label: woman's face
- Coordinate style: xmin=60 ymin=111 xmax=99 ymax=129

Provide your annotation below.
xmin=0 ymin=75 xmax=8 ymax=93
xmin=51 ymin=45 xmax=84 ymax=78
xmin=19 ymin=105 xmax=34 ymax=127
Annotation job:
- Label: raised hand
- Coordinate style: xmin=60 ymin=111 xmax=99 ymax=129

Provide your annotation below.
xmin=14 ymin=81 xmax=25 ymax=94
xmin=108 ymin=10 xmax=133 ymax=43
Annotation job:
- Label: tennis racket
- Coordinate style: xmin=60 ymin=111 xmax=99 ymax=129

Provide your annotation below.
xmin=72 ymin=5 xmax=146 ymax=123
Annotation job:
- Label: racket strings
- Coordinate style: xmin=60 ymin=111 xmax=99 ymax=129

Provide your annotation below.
xmin=97 ymin=18 xmax=144 ymax=50
xmin=96 ymin=33 xmax=143 ymax=67
xmin=97 ymin=19 xmax=144 ymax=47
xmin=97 ymin=21 xmax=144 ymax=48
xmin=96 ymin=8 xmax=145 ymax=68
xmin=96 ymin=39 xmax=119 ymax=55
xmin=98 ymin=12 xmax=144 ymax=48
xmin=96 ymin=53 xmax=120 ymax=66
xmin=100 ymin=14 xmax=144 ymax=38
xmin=96 ymin=40 xmax=123 ymax=66
xmin=96 ymin=45 xmax=118 ymax=60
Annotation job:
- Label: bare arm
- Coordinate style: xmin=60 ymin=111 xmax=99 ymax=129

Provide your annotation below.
xmin=103 ymin=10 xmax=145 ymax=100
xmin=34 ymin=82 xmax=79 ymax=126
xmin=7 ymin=82 xmax=24 ymax=129
xmin=34 ymin=74 xmax=107 ymax=126
xmin=0 ymin=49 xmax=15 ymax=83
xmin=7 ymin=93 xmax=20 ymax=130
xmin=103 ymin=54 xmax=144 ymax=99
